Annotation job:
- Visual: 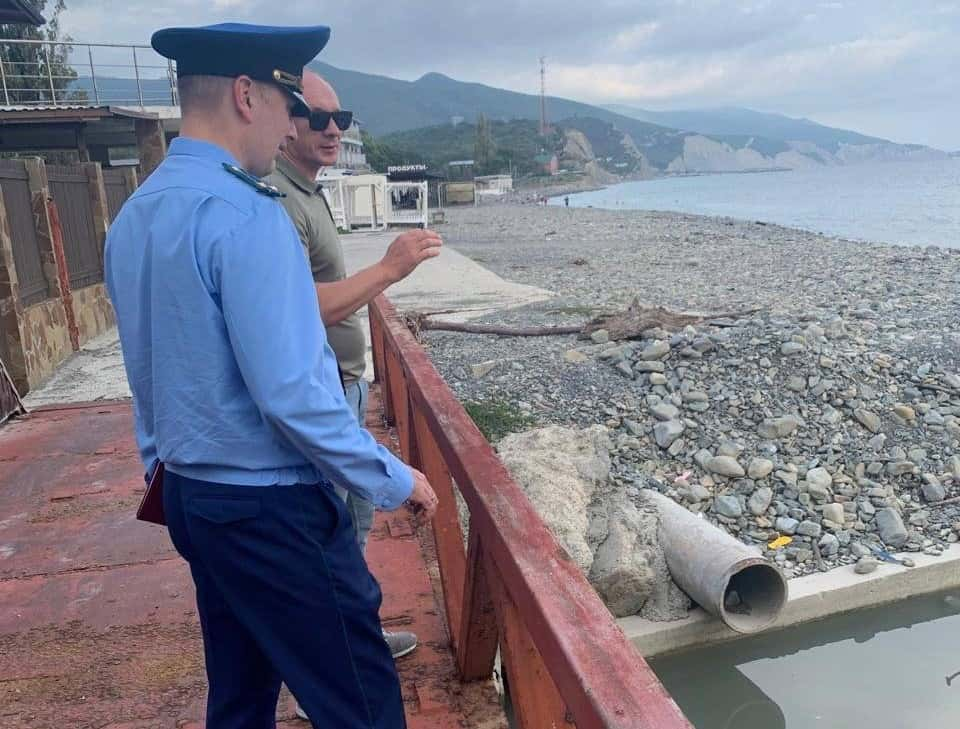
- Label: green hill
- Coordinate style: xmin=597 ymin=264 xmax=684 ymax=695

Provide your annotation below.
xmin=378 ymin=118 xmax=562 ymax=177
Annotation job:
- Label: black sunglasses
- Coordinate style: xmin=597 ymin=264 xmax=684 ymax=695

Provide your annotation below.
xmin=292 ymin=103 xmax=353 ymax=132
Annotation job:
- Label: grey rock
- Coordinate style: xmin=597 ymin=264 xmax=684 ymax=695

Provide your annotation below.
xmin=887 ymin=461 xmax=916 ymax=476
xmin=718 ymin=441 xmax=744 ymax=458
xmin=706 ymin=456 xmax=745 ymax=478
xmin=622 ymin=419 xmax=644 ymax=436
xmin=893 ymin=405 xmax=916 ymax=422
xmin=850 ymin=542 xmax=873 ymax=558
xmin=821 ymin=406 xmax=843 ymax=425
xmin=714 ymin=495 xmax=743 ymax=518
xmin=781 ymin=342 xmax=805 ymax=356
xmin=469 ymin=360 xmax=498 ymax=379
xmin=588 ymin=499 xmax=657 ymax=617
xmin=634 ymin=361 xmax=665 ymax=373
xmin=748 ymin=457 xmax=774 ymax=480
xmin=797 ymin=521 xmax=823 ymax=538
xmin=806 ymin=467 xmax=833 ymax=492
xmin=855 ymin=557 xmax=879 ymax=574
xmin=563 ymin=349 xmax=590 ymax=364
xmin=693 ymin=449 xmax=714 ymax=470
xmin=649 ymin=373 xmax=668 ymax=386
xmin=924 ymin=410 xmax=945 ymax=426
xmin=944 ymin=373 xmax=960 ymax=389
xmin=775 ymin=517 xmax=800 ymax=535
xmin=615 ymin=361 xmax=634 ymax=379
xmin=822 ymin=503 xmax=845 ymax=524
xmin=650 ymin=402 xmax=680 ymax=421
xmin=653 ymin=420 xmax=685 ymax=449
xmin=876 ymin=508 xmax=909 ymax=547
xmin=854 ymin=409 xmax=882 ymax=433
xmin=775 ymin=469 xmax=798 ymax=486
xmin=590 ymin=329 xmax=610 ymax=344
xmin=868 ymin=434 xmax=887 ymax=451
xmin=748 ymin=487 xmax=774 ymax=516
xmin=688 ymin=484 xmax=711 ymax=503
xmin=921 ymin=476 xmax=946 ymax=503
xmin=786 ymin=376 xmax=806 ymax=392
xmin=599 ymin=346 xmax=626 ymax=363
xmin=950 ymin=455 xmax=960 ymax=479
xmin=641 ymin=340 xmax=671 ymax=361
xmin=758 ymin=415 xmax=802 ymax=439
xmin=819 ymin=533 xmax=840 ymax=556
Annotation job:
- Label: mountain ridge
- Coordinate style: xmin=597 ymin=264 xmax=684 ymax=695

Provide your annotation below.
xmin=68 ymin=64 xmax=948 ymax=173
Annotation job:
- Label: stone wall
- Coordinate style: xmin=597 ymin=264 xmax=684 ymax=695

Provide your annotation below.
xmin=20 ymin=297 xmax=72 ymax=390
xmin=72 ymin=282 xmax=115 ymax=347
xmin=0 ymin=157 xmax=135 ymax=395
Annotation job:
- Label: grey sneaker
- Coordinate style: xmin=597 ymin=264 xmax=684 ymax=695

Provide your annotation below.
xmin=384 ymin=629 xmax=418 ymax=659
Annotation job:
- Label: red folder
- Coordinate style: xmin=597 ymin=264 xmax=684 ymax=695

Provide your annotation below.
xmin=136 ymin=462 xmax=166 ymax=525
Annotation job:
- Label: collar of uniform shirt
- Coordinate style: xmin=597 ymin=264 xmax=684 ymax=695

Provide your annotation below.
xmin=275 ymin=155 xmax=323 ymax=195
xmin=168 ymin=136 xmax=241 ymax=168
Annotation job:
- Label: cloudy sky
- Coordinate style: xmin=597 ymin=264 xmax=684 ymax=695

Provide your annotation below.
xmin=59 ymin=0 xmax=960 ymax=150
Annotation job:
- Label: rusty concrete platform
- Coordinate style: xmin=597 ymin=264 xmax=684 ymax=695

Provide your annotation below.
xmin=0 ymin=392 xmax=504 ymax=728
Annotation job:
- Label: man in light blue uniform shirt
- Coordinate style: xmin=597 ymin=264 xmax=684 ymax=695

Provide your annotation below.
xmin=104 ymin=23 xmax=437 ymax=729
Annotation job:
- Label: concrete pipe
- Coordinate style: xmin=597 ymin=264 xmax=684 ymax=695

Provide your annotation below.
xmin=645 ymin=491 xmax=788 ymax=633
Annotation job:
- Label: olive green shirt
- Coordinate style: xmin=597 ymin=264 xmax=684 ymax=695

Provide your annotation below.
xmin=267 ymin=158 xmax=366 ymax=385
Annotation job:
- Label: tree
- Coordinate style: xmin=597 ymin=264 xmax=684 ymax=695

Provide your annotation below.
xmin=360 ymin=130 xmax=403 ymax=172
xmin=0 ymin=1 xmax=83 ymax=105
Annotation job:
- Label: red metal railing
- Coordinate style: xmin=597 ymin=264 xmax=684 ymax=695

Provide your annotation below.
xmin=369 ymin=295 xmax=693 ymax=729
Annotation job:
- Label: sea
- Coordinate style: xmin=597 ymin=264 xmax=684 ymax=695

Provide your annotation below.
xmin=551 ymin=158 xmax=960 ymax=249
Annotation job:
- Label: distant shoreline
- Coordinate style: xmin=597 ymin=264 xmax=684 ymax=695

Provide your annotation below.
xmin=538 ymin=158 xmax=958 ymax=250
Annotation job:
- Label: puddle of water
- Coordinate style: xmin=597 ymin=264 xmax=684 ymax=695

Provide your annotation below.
xmin=650 ymin=589 xmax=960 ymax=729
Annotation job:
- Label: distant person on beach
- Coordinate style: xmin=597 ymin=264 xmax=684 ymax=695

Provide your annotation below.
xmin=565 ymin=196 xmax=570 ymax=207
xmin=265 ymin=70 xmax=442 ymax=722
xmin=105 ymin=23 xmax=437 ymax=729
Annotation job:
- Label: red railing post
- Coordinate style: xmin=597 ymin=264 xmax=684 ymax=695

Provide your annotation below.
xmin=489 ymin=555 xmax=575 ymax=729
xmin=412 ymin=408 xmax=468 ymax=646
xmin=455 ymin=528 xmax=499 ymax=681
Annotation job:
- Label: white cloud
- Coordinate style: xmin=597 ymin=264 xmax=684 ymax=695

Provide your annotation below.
xmin=611 ymin=22 xmax=660 ymax=53
xmin=53 ymin=0 xmax=960 ymax=148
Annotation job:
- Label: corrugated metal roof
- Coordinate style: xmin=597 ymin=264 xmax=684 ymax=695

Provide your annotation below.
xmin=0 ymin=104 xmax=159 ymax=120
xmin=0 ymin=104 xmax=110 ymax=112
xmin=0 ymin=0 xmax=46 ymax=25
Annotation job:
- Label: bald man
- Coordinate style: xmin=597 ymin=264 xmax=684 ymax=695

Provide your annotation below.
xmin=265 ymin=73 xmax=441 ymax=712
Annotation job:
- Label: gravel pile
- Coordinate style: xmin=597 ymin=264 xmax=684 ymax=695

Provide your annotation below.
xmin=424 ymin=205 xmax=960 ymax=578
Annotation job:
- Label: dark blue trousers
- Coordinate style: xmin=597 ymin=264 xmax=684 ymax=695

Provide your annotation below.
xmin=163 ymin=471 xmax=406 ymax=729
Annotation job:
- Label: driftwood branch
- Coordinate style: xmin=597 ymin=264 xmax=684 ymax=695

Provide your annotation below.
xmin=404 ymin=297 xmax=760 ymax=342
xmin=412 ymin=318 xmax=582 ymax=337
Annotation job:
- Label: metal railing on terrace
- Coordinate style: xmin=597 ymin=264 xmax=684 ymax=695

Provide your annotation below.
xmin=0 ymin=38 xmax=178 ymax=108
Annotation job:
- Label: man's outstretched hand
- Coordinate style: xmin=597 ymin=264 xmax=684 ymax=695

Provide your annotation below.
xmin=381 ymin=229 xmax=442 ymax=283
xmin=406 ymin=467 xmax=438 ymax=524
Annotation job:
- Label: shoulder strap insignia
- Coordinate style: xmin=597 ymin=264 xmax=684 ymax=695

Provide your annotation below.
xmin=222 ymin=162 xmax=286 ymax=198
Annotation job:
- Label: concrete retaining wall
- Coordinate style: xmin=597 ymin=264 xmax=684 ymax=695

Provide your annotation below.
xmin=621 ymin=544 xmax=960 ymax=658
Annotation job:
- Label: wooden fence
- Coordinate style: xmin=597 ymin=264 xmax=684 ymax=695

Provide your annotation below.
xmin=0 ymin=160 xmax=47 ymax=308
xmin=47 ymin=164 xmax=103 ymax=290
xmin=369 ymin=294 xmax=693 ymax=729
xmin=103 ymin=168 xmax=137 ymax=223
